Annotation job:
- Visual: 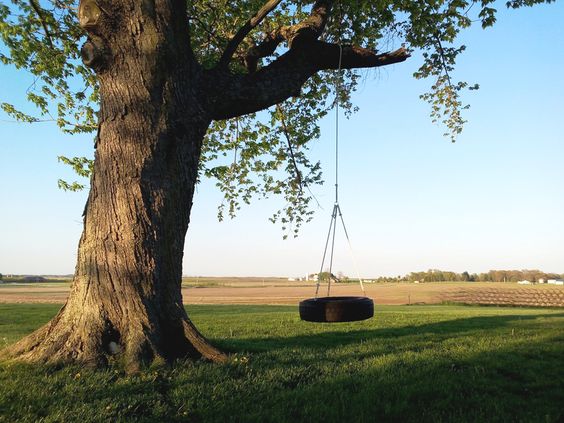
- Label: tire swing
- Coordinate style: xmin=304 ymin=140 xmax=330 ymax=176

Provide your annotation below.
xmin=299 ymin=43 xmax=374 ymax=323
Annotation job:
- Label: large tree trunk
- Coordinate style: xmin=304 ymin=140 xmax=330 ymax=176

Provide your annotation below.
xmin=1 ymin=0 xmax=226 ymax=370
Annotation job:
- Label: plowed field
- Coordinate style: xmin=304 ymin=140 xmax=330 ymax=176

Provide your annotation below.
xmin=1 ymin=280 xmax=562 ymax=306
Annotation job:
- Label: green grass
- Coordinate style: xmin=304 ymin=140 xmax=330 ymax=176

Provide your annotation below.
xmin=1 ymin=304 xmax=563 ymax=423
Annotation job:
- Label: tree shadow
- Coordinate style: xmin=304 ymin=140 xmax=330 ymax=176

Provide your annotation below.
xmin=218 ymin=312 xmax=564 ymax=354
xmin=8 ymin=329 xmax=558 ymax=422
xmin=197 ymin=313 xmax=564 ymax=422
xmin=1 ymin=311 xmax=562 ymax=422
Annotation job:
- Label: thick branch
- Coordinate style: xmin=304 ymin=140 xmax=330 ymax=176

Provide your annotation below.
xmin=205 ymin=41 xmax=410 ymax=120
xmin=204 ymin=0 xmax=408 ymax=120
xmin=317 ymin=43 xmax=410 ymax=70
xmin=244 ymin=28 xmax=286 ymax=73
xmin=218 ymin=0 xmax=283 ymax=68
xmin=243 ymin=0 xmax=334 ymax=72
xmin=294 ymin=0 xmax=333 ymax=41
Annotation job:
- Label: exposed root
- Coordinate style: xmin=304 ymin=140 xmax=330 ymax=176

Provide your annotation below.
xmin=182 ymin=319 xmax=229 ymax=363
xmin=0 ymin=308 xmax=108 ymax=368
xmin=0 ymin=307 xmax=228 ymax=372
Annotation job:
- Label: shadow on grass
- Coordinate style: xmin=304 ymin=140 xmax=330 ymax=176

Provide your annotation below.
xmin=202 ymin=312 xmax=564 ymax=422
xmin=1 ymin=310 xmax=563 ymax=422
xmin=211 ymin=336 xmax=564 ymax=423
xmin=218 ymin=312 xmax=564 ymax=353
xmin=2 ymin=331 xmax=562 ymax=422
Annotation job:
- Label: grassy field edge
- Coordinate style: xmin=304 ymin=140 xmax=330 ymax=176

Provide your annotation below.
xmin=1 ymin=304 xmax=563 ymax=423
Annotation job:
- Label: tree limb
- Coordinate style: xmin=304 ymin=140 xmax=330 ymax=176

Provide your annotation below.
xmin=203 ymin=0 xmax=409 ymax=120
xmin=29 ymin=0 xmax=54 ymax=49
xmin=291 ymin=0 xmax=333 ymax=42
xmin=205 ymin=42 xmax=410 ymax=120
xmin=276 ymin=104 xmax=303 ymax=193
xmin=243 ymin=0 xmax=334 ymax=72
xmin=315 ymin=43 xmax=410 ymax=70
xmin=243 ymin=28 xmax=287 ymax=73
xmin=218 ymin=0 xmax=283 ymax=68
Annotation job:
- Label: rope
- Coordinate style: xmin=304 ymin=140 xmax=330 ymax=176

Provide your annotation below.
xmin=315 ymin=44 xmax=343 ymax=299
xmin=314 ymin=34 xmax=366 ymax=298
xmin=337 ymin=205 xmax=366 ymax=295
xmin=315 ymin=207 xmax=336 ymax=297
xmin=327 ymin=204 xmax=338 ymax=296
xmin=324 ymin=44 xmax=343 ymax=297
xmin=335 ymin=43 xmax=342 ymax=204
xmin=233 ymin=118 xmax=239 ymax=166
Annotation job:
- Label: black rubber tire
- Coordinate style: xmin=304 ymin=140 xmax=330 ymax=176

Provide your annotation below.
xmin=299 ymin=296 xmax=374 ymax=323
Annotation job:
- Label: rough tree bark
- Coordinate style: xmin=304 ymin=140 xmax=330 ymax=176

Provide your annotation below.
xmin=2 ymin=0 xmax=226 ymax=370
xmin=1 ymin=0 xmax=408 ymax=370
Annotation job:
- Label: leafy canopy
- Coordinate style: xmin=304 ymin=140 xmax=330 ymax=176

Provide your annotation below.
xmin=0 ymin=0 xmax=553 ymax=236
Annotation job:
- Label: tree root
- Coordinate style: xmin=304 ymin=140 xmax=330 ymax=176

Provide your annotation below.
xmin=0 ymin=306 xmax=228 ymax=372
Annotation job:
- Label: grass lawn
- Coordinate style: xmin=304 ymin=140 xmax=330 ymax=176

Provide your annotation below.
xmin=0 ymin=304 xmax=563 ymax=422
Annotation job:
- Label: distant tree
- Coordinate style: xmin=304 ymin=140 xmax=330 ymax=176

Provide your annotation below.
xmin=461 ymin=271 xmax=471 ymax=282
xmin=474 ymin=269 xmax=562 ymax=283
xmin=318 ymin=271 xmax=337 ymax=282
xmin=409 ymin=269 xmax=466 ymax=282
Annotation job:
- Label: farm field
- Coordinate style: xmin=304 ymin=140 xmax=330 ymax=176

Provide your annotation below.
xmin=1 ymin=278 xmax=563 ymax=307
xmin=0 ymin=304 xmax=563 ymax=422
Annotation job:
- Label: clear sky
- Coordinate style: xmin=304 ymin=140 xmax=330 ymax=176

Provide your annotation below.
xmin=1 ymin=3 xmax=563 ymax=278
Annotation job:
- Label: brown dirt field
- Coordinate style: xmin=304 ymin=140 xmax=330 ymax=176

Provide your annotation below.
xmin=1 ymin=280 xmax=562 ymax=307
xmin=440 ymin=285 xmax=564 ymax=307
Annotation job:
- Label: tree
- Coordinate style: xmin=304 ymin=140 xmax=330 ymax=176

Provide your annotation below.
xmin=0 ymin=0 xmax=554 ymax=370
xmin=318 ymin=271 xmax=338 ymax=282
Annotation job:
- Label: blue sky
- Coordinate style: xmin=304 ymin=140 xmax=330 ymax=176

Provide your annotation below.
xmin=1 ymin=3 xmax=563 ymax=277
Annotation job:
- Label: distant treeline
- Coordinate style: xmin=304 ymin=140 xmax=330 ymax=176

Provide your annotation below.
xmin=372 ymin=269 xmax=564 ymax=283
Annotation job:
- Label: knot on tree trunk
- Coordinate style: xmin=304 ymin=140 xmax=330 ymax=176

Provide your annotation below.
xmin=81 ymin=35 xmax=110 ymax=71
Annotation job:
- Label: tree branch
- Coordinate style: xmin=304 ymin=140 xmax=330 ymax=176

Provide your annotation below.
xmin=29 ymin=0 xmax=54 ymax=49
xmin=205 ymin=42 xmax=410 ymax=120
xmin=276 ymin=104 xmax=303 ymax=193
xmin=243 ymin=0 xmax=334 ymax=72
xmin=291 ymin=0 xmax=333 ymax=42
xmin=316 ymin=43 xmax=410 ymax=70
xmin=203 ymin=0 xmax=409 ymax=121
xmin=218 ymin=0 xmax=283 ymax=68
xmin=243 ymin=28 xmax=287 ymax=73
